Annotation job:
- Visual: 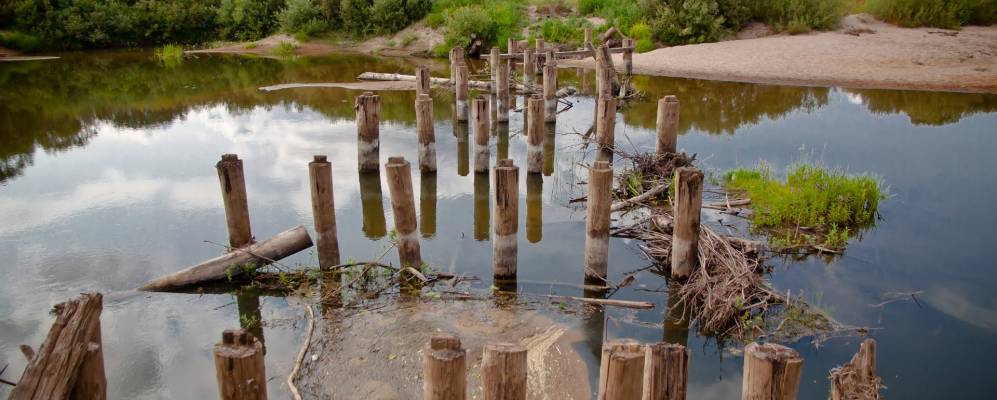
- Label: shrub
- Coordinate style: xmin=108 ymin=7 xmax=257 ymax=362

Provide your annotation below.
xmin=441 ymin=1 xmax=525 ymax=52
xmin=651 ymin=0 xmax=727 ymax=45
xmin=217 ymin=0 xmax=283 ymax=41
xmin=634 ymin=37 xmax=654 ymax=52
xmin=752 ymin=0 xmax=843 ymax=33
xmin=537 ymin=17 xmax=591 ymax=46
xmin=865 ymin=0 xmax=997 ymax=28
xmin=0 ymin=31 xmax=43 ymax=52
xmin=370 ymin=0 xmax=430 ymax=34
xmin=279 ymin=0 xmax=328 ymax=37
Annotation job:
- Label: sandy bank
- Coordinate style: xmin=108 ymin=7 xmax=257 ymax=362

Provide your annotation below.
xmin=562 ymin=14 xmax=997 ymax=94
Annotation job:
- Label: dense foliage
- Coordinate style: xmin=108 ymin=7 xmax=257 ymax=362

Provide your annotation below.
xmin=864 ymin=0 xmax=997 ymax=28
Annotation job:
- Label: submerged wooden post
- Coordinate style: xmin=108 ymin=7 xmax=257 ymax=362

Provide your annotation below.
xmin=493 ymin=159 xmax=519 ymax=283
xmin=309 ymin=155 xmax=340 ymax=270
xmin=543 ymin=50 xmax=557 ymax=122
xmin=473 ymin=96 xmax=490 ymax=173
xmin=214 ymin=329 xmax=266 ymax=400
xmin=216 ymin=154 xmax=253 ymax=248
xmin=585 ymin=160 xmax=613 ymax=284
xmin=656 ymin=96 xmax=680 ymax=155
xmin=497 ymin=62 xmax=510 ymax=122
xmin=455 ymin=63 xmax=469 ymax=121
xmin=595 ymin=96 xmax=617 ymax=164
xmin=671 ymin=167 xmax=703 ymax=280
xmin=482 ymin=342 xmax=527 ymax=400
xmin=490 ymin=46 xmax=501 ymax=90
xmin=526 ymin=95 xmax=545 ymax=174
xmin=622 ymin=38 xmax=634 ymax=76
xmin=523 ymin=48 xmax=535 ymax=86
xmin=598 ymin=341 xmax=645 ymax=400
xmin=416 ymin=93 xmax=437 ymax=172
xmin=742 ymin=342 xmax=804 ymax=400
xmin=416 ymin=67 xmax=431 ymax=96
xmin=423 ymin=334 xmax=467 ymax=400
xmin=385 ymin=157 xmax=421 ymax=271
xmin=643 ymin=343 xmax=689 ymax=400
xmin=356 ymin=92 xmax=381 ymax=172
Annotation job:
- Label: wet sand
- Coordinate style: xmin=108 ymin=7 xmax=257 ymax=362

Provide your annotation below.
xmin=561 ymin=14 xmax=997 ymax=94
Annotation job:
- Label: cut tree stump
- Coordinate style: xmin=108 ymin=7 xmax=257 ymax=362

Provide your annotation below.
xmin=139 ymin=226 xmax=313 ymax=291
xmin=10 ymin=293 xmax=106 ymax=400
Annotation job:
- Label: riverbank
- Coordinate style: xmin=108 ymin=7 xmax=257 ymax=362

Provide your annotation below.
xmin=561 ymin=14 xmax=997 ymax=94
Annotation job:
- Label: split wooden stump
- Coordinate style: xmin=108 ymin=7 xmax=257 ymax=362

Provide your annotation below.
xmin=213 ymin=329 xmax=267 ymax=400
xmin=423 ymin=334 xmax=467 ymax=400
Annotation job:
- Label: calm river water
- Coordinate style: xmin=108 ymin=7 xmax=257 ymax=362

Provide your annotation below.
xmin=1 ymin=52 xmax=996 ymax=398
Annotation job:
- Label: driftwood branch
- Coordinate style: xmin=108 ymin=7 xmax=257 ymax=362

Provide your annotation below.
xmin=611 ymin=183 xmax=669 ymax=211
xmin=496 ymin=291 xmax=654 ymax=309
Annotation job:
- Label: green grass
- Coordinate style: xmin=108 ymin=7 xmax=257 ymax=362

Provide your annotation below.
xmin=272 ymin=41 xmax=297 ymax=57
xmin=536 ymin=17 xmax=592 ymax=47
xmin=723 ymin=163 xmax=884 ymax=248
xmin=864 ymin=0 xmax=997 ymax=28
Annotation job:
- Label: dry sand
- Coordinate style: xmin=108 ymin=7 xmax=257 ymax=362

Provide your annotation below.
xmin=562 ymin=14 xmax=997 ymax=93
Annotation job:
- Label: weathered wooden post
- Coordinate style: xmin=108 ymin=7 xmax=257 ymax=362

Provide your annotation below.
xmin=584 ymin=27 xmax=594 ymax=50
xmin=474 ymin=170 xmax=490 ymax=241
xmin=356 ymin=92 xmax=381 ymax=172
xmin=497 ymin=62 xmax=510 ymax=122
xmin=482 ymin=342 xmax=528 ymax=400
xmin=523 ymin=47 xmax=535 ymax=86
xmin=416 ymin=93 xmax=437 ymax=172
xmin=416 ymin=67 xmax=431 ymax=96
xmin=214 ymin=329 xmax=266 ymax=400
xmin=473 ymin=96 xmax=490 ymax=173
xmin=216 ymin=154 xmax=253 ymax=248
xmin=643 ymin=343 xmax=689 ymax=400
xmin=656 ymin=96 xmax=680 ymax=155
xmin=595 ymin=44 xmax=618 ymax=97
xmin=543 ymin=50 xmax=557 ymax=122
xmin=598 ymin=341 xmax=646 ymax=400
xmin=830 ymin=339 xmax=878 ymax=400
xmin=490 ymin=46 xmax=501 ymax=90
xmin=622 ymin=38 xmax=634 ymax=76
xmin=455 ymin=64 xmax=470 ymax=121
xmin=449 ymin=46 xmax=464 ymax=80
xmin=595 ymin=96 xmax=617 ymax=164
xmin=359 ymin=171 xmax=387 ymax=238
xmin=526 ymin=174 xmax=543 ymax=243
xmin=526 ymin=95 xmax=545 ymax=174
xmin=585 ymin=160 xmax=612 ymax=284
xmin=536 ymin=37 xmax=545 ymax=53
xmin=308 ymin=155 xmax=340 ymax=269
xmin=493 ymin=159 xmax=519 ymax=283
xmin=385 ymin=157 xmax=421 ymax=272
xmin=742 ymin=342 xmax=804 ymax=400
xmin=423 ymin=334 xmax=467 ymax=400
xmin=420 ymin=172 xmax=437 ymax=238
xmin=671 ymin=167 xmax=703 ymax=280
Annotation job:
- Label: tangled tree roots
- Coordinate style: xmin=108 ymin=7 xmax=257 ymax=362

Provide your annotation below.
xmin=615 ymin=212 xmax=838 ymax=343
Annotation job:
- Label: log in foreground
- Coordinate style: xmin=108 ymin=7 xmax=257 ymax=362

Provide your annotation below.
xmin=139 ymin=226 xmax=313 ymax=291
xmin=10 ymin=293 xmax=105 ymax=400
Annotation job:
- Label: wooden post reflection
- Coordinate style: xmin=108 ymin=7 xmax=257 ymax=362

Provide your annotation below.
xmin=496 ymin=122 xmax=510 ymax=160
xmin=526 ymin=173 xmax=543 ymax=243
xmin=236 ymin=289 xmax=265 ymax=353
xmin=474 ymin=172 xmax=490 ymax=241
xmin=455 ymin=121 xmax=469 ymax=177
xmin=663 ymin=282 xmax=690 ymax=347
xmin=543 ymin=123 xmax=555 ymax=176
xmin=420 ymin=172 xmax=437 ymax=238
xmin=358 ymin=171 xmax=387 ymax=239
xmin=582 ymin=288 xmax=607 ymax=394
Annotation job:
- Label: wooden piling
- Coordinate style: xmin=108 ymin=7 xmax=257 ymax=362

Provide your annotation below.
xmin=643 ymin=343 xmax=689 ymax=400
xmin=497 ymin=62 xmax=510 ymax=122
xmin=449 ymin=47 xmax=464 ymax=79
xmin=490 ymin=47 xmax=501 ymax=90
xmin=455 ymin=64 xmax=469 ymax=121
xmin=385 ymin=157 xmax=421 ymax=271
xmin=742 ymin=342 xmax=804 ymax=400
xmin=585 ymin=160 xmax=613 ymax=284
xmin=416 ymin=67 xmax=431 ymax=96
xmin=526 ymin=173 xmax=543 ymax=243
xmin=473 ymin=96 xmax=490 ymax=173
xmin=356 ymin=92 xmax=381 ymax=172
xmin=671 ymin=167 xmax=703 ymax=280
xmin=536 ymin=38 xmax=544 ymax=53
xmin=420 ymin=172 xmax=437 ymax=238
xmin=416 ymin=93 xmax=437 ymax=172
xmin=595 ymin=96 xmax=617 ymax=164
xmin=526 ymin=95 xmax=545 ymax=174
xmin=308 ymin=155 xmax=340 ymax=270
xmin=481 ymin=342 xmax=527 ymax=400
xmin=543 ymin=51 xmax=557 ymax=122
xmin=213 ymin=329 xmax=266 ymax=400
xmin=423 ymin=334 xmax=467 ymax=400
xmin=622 ymin=38 xmax=634 ymax=76
xmin=584 ymin=28 xmax=594 ymax=50
xmin=493 ymin=159 xmax=519 ymax=282
xmin=598 ymin=341 xmax=645 ymax=400
xmin=216 ymin=154 xmax=253 ymax=248
xmin=830 ymin=339 xmax=879 ymax=400
xmin=523 ymin=48 xmax=535 ymax=86
xmin=656 ymin=96 xmax=680 ymax=155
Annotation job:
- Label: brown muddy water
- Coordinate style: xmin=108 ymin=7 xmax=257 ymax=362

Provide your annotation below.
xmin=1 ymin=51 xmax=997 ymax=399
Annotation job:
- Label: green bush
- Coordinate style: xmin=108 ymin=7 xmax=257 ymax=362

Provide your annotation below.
xmin=537 ymin=17 xmax=591 ymax=47
xmin=865 ymin=0 xmax=997 ymax=28
xmin=370 ymin=0 xmax=430 ymax=34
xmin=279 ymin=0 xmax=327 ymax=36
xmin=217 ymin=0 xmax=283 ymax=41
xmin=651 ymin=0 xmax=727 ymax=45
xmin=0 ymin=31 xmax=43 ymax=52
xmin=752 ymin=0 xmax=843 ymax=33
xmin=339 ymin=0 xmax=371 ymax=34
xmin=440 ymin=1 xmax=525 ymax=53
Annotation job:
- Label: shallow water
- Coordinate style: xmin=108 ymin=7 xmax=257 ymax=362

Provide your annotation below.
xmin=1 ymin=51 xmax=996 ymax=399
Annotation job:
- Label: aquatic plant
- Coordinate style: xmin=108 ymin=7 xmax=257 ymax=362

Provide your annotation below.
xmin=723 ymin=162 xmax=884 ymax=249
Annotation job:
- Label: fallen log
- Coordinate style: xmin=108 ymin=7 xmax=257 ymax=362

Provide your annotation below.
xmin=702 ymin=198 xmax=751 ymax=210
xmin=496 ymin=291 xmax=654 ymax=309
xmin=479 ymin=46 xmax=634 ymax=60
xmin=140 ymin=226 xmax=313 ymax=291
xmin=611 ymin=183 xmax=668 ymax=211
xmin=356 ymin=72 xmax=577 ymax=98
xmin=10 ymin=293 xmax=105 ymax=400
